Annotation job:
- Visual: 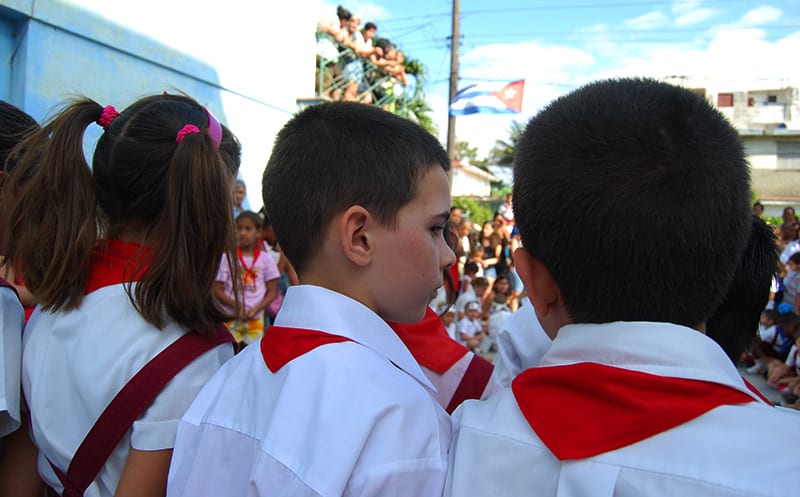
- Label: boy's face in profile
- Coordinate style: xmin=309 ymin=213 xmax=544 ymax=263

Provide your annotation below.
xmin=370 ymin=165 xmax=455 ymax=323
xmin=760 ymin=312 xmax=774 ymax=327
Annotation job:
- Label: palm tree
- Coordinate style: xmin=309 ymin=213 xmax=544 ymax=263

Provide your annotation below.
xmin=490 ymin=121 xmax=524 ymax=165
xmin=393 ymin=58 xmax=438 ymax=136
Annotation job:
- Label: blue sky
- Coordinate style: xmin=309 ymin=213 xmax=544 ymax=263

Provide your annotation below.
xmin=330 ymin=0 xmax=800 ymax=157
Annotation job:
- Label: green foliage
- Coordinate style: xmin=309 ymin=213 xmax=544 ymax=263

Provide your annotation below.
xmin=405 ymin=58 xmax=423 ymax=76
xmin=489 ymin=120 xmax=524 ymax=165
xmin=390 ymin=58 xmax=437 ymax=136
xmin=491 ymin=184 xmax=512 ymax=197
xmin=455 ymin=140 xmax=489 ymax=169
xmin=452 ymin=196 xmax=494 ymax=227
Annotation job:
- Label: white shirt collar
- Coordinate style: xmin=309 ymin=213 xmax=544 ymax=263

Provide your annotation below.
xmin=275 ymin=285 xmax=436 ymax=391
xmin=542 ymin=321 xmax=765 ymax=403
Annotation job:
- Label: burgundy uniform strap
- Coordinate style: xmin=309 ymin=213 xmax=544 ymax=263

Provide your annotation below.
xmin=446 ymin=353 xmax=494 ymax=414
xmin=49 ymin=325 xmax=235 ymax=497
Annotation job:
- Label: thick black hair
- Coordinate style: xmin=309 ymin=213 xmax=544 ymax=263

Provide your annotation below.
xmin=513 ymin=78 xmax=751 ymax=326
xmin=706 ymin=216 xmax=778 ymax=362
xmin=262 ymin=102 xmax=449 ymax=277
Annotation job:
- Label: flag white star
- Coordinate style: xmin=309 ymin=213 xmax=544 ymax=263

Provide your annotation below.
xmin=504 ymin=87 xmax=517 ymax=100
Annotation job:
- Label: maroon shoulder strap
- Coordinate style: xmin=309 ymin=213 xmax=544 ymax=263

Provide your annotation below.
xmin=0 ymin=276 xmax=20 ymax=301
xmin=49 ymin=325 xmax=235 ymax=497
xmin=445 ymin=353 xmax=494 ymax=414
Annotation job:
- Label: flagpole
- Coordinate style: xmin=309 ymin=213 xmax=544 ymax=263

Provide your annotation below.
xmin=446 ymin=0 xmax=460 ymax=185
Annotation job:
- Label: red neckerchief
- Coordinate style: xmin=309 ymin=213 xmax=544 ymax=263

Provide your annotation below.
xmin=261 ymin=325 xmax=352 ymax=372
xmin=512 ymin=362 xmax=760 ymax=460
xmin=237 ymin=245 xmax=261 ymax=291
xmin=85 ymin=240 xmax=154 ymax=294
xmin=388 ymin=307 xmax=468 ymax=374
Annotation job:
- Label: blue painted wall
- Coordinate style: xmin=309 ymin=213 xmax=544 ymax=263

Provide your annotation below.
xmin=0 ymin=0 xmax=315 ymax=209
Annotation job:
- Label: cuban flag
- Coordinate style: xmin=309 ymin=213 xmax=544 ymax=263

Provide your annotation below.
xmin=449 ymin=79 xmax=525 ymax=116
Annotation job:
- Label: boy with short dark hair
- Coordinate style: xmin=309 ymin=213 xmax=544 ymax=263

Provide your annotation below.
xmin=445 ymin=78 xmax=800 ymax=497
xmin=168 ymin=102 xmax=456 ymax=496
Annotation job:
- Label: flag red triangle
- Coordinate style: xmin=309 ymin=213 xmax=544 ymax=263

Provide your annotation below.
xmin=492 ymin=79 xmax=525 ymax=113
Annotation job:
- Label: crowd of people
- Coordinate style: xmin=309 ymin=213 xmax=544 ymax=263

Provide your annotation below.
xmin=744 ymin=204 xmax=800 ymax=408
xmin=315 ymin=5 xmax=410 ymax=106
xmin=0 ymin=76 xmax=799 ymax=497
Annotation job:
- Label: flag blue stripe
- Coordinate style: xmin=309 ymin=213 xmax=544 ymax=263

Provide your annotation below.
xmin=450 ymin=105 xmax=517 ymax=116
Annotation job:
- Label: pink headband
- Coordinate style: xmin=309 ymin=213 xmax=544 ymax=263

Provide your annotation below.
xmin=205 ymin=107 xmax=222 ymax=149
xmin=174 ymin=108 xmax=222 ymax=148
xmin=97 ymin=105 xmax=118 ymax=129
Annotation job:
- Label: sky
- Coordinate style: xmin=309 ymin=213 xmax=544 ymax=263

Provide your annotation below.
xmin=326 ymin=0 xmax=800 ymax=158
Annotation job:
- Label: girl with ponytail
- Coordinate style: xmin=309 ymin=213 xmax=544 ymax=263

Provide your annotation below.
xmin=0 ymin=94 xmax=241 ymax=497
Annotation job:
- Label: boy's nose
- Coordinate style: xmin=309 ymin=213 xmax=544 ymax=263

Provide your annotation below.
xmin=441 ymin=244 xmax=456 ymax=269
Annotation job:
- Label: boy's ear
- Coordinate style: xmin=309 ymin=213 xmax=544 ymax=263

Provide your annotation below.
xmin=339 ymin=205 xmax=373 ymax=267
xmin=514 ymin=247 xmax=568 ymax=338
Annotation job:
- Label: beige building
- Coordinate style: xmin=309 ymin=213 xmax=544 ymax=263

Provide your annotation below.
xmin=664 ymin=77 xmax=800 ymax=217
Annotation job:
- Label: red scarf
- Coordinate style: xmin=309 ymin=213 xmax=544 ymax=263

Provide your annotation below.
xmin=388 ymin=307 xmax=469 ymax=373
xmin=85 ymin=240 xmax=153 ymax=294
xmin=512 ymin=362 xmax=760 ymax=460
xmin=261 ymin=326 xmax=352 ymax=372
xmin=237 ymin=245 xmax=261 ymax=292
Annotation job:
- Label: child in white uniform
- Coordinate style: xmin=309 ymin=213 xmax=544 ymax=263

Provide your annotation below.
xmin=168 ymin=102 xmax=456 ymax=497
xmin=445 ymin=78 xmax=800 ymax=497
xmin=0 ymin=95 xmax=239 ymax=497
xmin=0 ymin=101 xmax=38 ymax=444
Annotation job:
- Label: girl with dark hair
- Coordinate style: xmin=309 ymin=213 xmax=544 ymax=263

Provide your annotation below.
xmin=0 ymin=94 xmax=240 ymax=497
xmin=0 ymin=100 xmax=39 ymax=452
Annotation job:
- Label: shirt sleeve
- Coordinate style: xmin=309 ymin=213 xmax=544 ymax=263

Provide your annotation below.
xmin=131 ymin=342 xmax=234 ymax=450
xmin=215 ymin=254 xmax=232 ymax=285
xmin=0 ymin=289 xmax=23 ymax=437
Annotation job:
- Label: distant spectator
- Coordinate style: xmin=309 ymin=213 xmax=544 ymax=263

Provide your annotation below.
xmin=780 ymin=206 xmax=799 ymax=244
xmin=752 ymin=201 xmax=764 ymax=218
xmin=498 ymin=193 xmax=514 ymax=224
xmin=232 ymin=179 xmax=247 ymax=219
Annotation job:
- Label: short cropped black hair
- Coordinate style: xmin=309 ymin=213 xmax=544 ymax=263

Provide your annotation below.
xmin=707 ymin=216 xmax=778 ymax=362
xmin=262 ymin=102 xmax=449 ymax=276
xmin=364 ymin=22 xmax=377 ymax=31
xmin=513 ymin=78 xmax=751 ymax=326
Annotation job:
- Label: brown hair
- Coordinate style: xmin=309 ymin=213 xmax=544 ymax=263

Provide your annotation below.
xmin=6 ymin=94 xmax=240 ymax=334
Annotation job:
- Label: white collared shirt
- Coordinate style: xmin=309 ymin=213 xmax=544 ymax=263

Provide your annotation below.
xmin=446 ymin=322 xmax=800 ymax=497
xmin=168 ymin=285 xmax=451 ymax=497
xmin=23 ymin=283 xmax=234 ymax=497
xmin=0 ymin=286 xmax=23 ymax=437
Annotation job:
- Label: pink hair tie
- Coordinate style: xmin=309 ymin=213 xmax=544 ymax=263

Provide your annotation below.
xmin=176 ymin=124 xmax=200 ymax=143
xmin=97 ymin=105 xmax=119 ymax=129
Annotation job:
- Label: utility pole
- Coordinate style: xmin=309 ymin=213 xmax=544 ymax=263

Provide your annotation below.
xmin=446 ymin=0 xmax=460 ymax=183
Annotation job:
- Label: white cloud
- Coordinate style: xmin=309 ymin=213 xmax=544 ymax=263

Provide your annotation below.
xmin=437 ymin=15 xmax=800 ymax=159
xmin=672 ymin=0 xmax=703 ymax=15
xmin=625 ymin=11 xmax=669 ymax=30
xmin=675 ymin=7 xmax=716 ymax=26
xmin=739 ymin=6 xmax=782 ymax=26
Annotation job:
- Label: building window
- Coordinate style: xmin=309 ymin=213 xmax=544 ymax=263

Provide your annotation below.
xmin=717 ymin=93 xmax=734 ymax=107
xmin=767 ymin=95 xmax=778 ymax=103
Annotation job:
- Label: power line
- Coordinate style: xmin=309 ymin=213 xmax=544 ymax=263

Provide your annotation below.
xmin=379 ymin=0 xmax=753 ymax=24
